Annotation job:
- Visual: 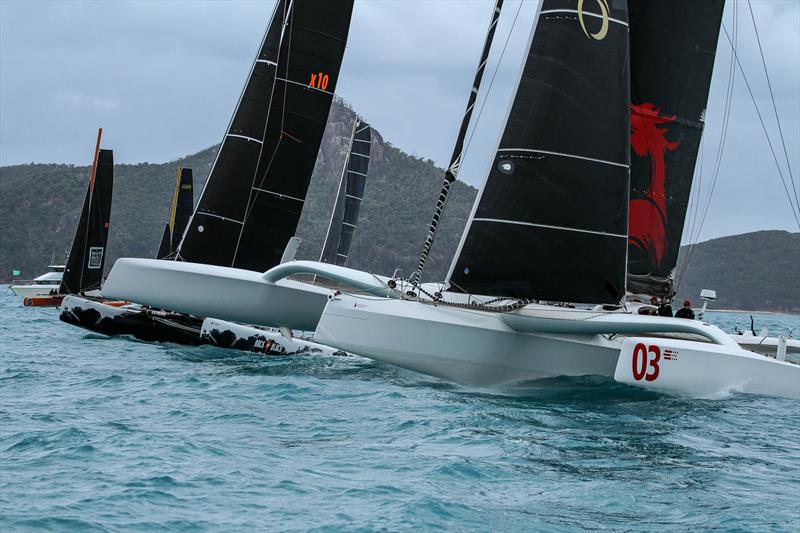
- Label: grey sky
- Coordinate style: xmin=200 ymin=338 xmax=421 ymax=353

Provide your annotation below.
xmin=1 ymin=0 xmax=798 ymax=243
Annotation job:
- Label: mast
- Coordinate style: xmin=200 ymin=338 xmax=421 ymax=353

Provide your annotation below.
xmin=447 ymin=0 xmax=631 ymax=304
xmin=409 ymin=0 xmax=504 ymax=287
xmin=319 ymin=118 xmax=372 ymax=266
xmin=626 ymin=0 xmax=726 ymax=298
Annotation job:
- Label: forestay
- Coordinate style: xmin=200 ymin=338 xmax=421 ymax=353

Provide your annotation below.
xmin=448 ymin=0 xmax=631 ymax=304
xmin=626 ymin=0 xmax=725 ymax=297
xmin=319 ymin=119 xmax=372 ymax=266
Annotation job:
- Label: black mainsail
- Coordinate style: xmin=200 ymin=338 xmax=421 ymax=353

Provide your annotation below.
xmin=157 ymin=166 xmax=194 ymax=259
xmin=626 ymin=0 xmax=725 ymax=297
xmin=171 ymin=167 xmax=194 ymax=252
xmin=179 ymin=0 xmax=355 ymax=272
xmin=320 ymin=119 xmax=372 ymax=266
xmin=156 ymin=223 xmax=171 ymax=260
xmin=448 ymin=0 xmax=631 ymax=304
xmin=60 ymin=144 xmax=114 ymax=295
xmin=177 ymin=0 xmax=287 ymax=266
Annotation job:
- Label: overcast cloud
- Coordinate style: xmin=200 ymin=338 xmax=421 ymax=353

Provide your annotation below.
xmin=1 ymin=0 xmax=798 ymax=242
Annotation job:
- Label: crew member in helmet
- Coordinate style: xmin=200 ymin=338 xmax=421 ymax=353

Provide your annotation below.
xmin=674 ymin=300 xmax=695 ymax=320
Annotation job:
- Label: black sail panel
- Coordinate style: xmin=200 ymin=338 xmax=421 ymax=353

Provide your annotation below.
xmin=156 ymin=223 xmax=171 ymax=259
xmin=232 ymin=0 xmax=355 ymax=272
xmin=171 ymin=167 xmax=194 ymax=252
xmin=627 ymin=0 xmax=725 ymax=297
xmin=177 ymin=0 xmax=287 ymax=266
xmin=60 ymin=149 xmax=114 ymax=294
xmin=320 ymin=120 xmax=371 ymax=266
xmin=448 ymin=0 xmax=630 ymax=304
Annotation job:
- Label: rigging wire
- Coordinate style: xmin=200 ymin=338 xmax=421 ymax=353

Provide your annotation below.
xmin=676 ymin=1 xmax=739 ymax=290
xmin=746 ymin=0 xmax=800 ymax=213
xmin=679 ymin=1 xmax=800 ymax=290
xmin=462 ymin=1 xmax=524 ymax=160
xmin=408 ymin=0 xmax=524 ymax=286
xmin=715 ymin=13 xmax=800 ymax=229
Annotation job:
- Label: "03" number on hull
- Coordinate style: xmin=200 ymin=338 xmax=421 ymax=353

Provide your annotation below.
xmin=632 ymin=343 xmax=660 ymax=382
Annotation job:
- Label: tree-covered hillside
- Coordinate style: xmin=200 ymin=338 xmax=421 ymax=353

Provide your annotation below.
xmin=674 ymin=230 xmax=799 ymax=313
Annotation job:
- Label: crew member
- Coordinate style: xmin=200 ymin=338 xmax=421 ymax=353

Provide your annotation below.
xmin=658 ymin=297 xmax=673 ymax=317
xmin=675 ymin=300 xmax=695 ymax=320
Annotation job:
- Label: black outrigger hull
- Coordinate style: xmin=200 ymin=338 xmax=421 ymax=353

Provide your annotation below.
xmin=59 ymin=295 xmax=203 ymax=346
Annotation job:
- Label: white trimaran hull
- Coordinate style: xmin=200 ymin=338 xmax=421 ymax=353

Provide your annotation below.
xmin=101 ymin=259 xmax=799 ymax=399
xmin=315 ymin=292 xmax=799 ymax=399
xmin=101 ymin=258 xmax=334 ymax=332
xmin=100 ymin=258 xmax=395 ymax=332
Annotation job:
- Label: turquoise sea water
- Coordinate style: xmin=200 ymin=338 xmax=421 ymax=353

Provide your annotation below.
xmin=1 ymin=287 xmax=799 ymax=531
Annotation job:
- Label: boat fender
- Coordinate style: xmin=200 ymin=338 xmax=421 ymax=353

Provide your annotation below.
xmin=405 ymin=290 xmax=416 ymax=298
xmin=387 ymin=279 xmax=397 ymax=289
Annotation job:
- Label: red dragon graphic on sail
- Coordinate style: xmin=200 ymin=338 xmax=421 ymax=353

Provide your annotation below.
xmin=628 ymin=103 xmax=680 ymax=267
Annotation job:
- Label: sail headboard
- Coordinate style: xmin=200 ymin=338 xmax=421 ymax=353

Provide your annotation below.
xmin=448 ymin=0 xmax=631 ymax=304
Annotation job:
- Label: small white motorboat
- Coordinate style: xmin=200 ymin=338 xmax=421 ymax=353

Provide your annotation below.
xmin=9 ymin=265 xmax=65 ymax=297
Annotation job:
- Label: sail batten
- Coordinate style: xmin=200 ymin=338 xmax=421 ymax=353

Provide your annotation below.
xmin=472 ymin=218 xmax=628 ymax=239
xmin=496 ymin=148 xmax=628 ymax=168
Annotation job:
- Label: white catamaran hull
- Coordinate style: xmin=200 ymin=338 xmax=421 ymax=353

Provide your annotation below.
xmin=101 ymin=258 xmax=330 ymax=331
xmin=315 ymin=293 xmax=800 ymax=399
